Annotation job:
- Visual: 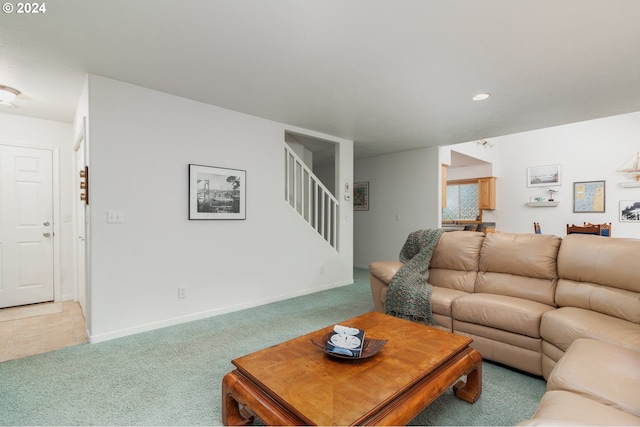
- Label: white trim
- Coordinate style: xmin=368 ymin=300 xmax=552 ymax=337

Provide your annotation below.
xmin=88 ymin=279 xmax=353 ymax=343
xmin=52 ymin=147 xmax=62 ymax=302
xmin=72 ymin=118 xmax=87 ymax=308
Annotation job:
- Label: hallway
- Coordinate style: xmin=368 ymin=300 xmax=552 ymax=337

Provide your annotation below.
xmin=0 ymin=301 xmax=88 ymax=362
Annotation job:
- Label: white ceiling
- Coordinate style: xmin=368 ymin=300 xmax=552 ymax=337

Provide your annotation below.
xmin=1 ymin=0 xmax=640 ymax=160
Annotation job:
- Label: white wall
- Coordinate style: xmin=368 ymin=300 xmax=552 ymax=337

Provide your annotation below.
xmin=354 ymin=111 xmax=640 ymax=268
xmin=85 ymin=75 xmax=353 ymax=342
xmin=353 ymin=146 xmax=441 ymax=267
xmin=0 ymin=112 xmax=75 ymax=301
xmin=489 ymin=111 xmax=640 ymax=237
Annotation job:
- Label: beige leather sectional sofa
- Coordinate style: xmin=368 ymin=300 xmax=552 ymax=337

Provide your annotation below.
xmin=369 ymin=231 xmax=640 ymax=425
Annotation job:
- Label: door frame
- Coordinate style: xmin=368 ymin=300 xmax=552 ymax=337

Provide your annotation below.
xmin=0 ymin=142 xmax=61 ymax=304
xmin=73 ymin=119 xmax=87 ymax=314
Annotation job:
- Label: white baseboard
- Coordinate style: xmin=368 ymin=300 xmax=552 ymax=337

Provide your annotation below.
xmin=88 ymin=279 xmax=352 ymax=344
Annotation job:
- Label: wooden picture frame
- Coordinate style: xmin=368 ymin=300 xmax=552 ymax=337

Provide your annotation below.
xmin=573 ymin=180 xmax=605 ymax=213
xmin=353 ymin=182 xmax=369 ymax=211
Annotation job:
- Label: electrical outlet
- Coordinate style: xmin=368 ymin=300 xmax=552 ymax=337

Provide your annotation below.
xmin=178 ymin=286 xmax=187 ymax=299
xmin=107 ymin=210 xmax=124 ymax=223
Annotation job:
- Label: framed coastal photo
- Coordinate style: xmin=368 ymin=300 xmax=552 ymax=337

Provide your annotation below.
xmin=527 ymin=164 xmax=562 ymax=187
xmin=353 ymin=181 xmax=369 ymax=211
xmin=573 ymin=180 xmax=605 ymax=213
xmin=620 ymin=200 xmax=640 ymax=222
xmin=189 ymin=164 xmax=246 ymax=220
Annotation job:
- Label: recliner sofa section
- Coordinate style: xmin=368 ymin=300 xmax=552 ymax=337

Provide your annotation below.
xmin=370 ymin=231 xmax=563 ymax=376
xmin=369 ymin=231 xmax=484 ymax=333
xmin=540 ymin=234 xmax=640 ymax=377
xmin=369 ymin=231 xmax=640 ymax=425
xmin=452 ymin=232 xmax=561 ymax=376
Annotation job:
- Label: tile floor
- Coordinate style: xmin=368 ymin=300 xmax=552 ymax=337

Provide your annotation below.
xmin=0 ymin=301 xmax=88 ymax=362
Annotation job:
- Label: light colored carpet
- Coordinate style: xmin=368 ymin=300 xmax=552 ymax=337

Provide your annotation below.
xmin=0 ymin=268 xmax=545 ymax=425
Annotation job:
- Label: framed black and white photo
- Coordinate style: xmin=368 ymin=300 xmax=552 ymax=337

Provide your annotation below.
xmin=527 ymin=164 xmax=562 ymax=187
xmin=189 ymin=164 xmax=246 ymax=220
xmin=353 ymin=182 xmax=369 ymax=211
xmin=620 ymin=200 xmax=640 ymax=222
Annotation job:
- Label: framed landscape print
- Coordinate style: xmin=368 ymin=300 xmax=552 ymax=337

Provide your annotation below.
xmin=573 ymin=180 xmax=605 ymax=213
xmin=527 ymin=164 xmax=562 ymax=187
xmin=189 ymin=164 xmax=246 ymax=220
xmin=353 ymin=182 xmax=369 ymax=211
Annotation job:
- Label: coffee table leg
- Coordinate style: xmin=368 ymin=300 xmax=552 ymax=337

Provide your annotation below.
xmin=222 ymin=370 xmax=305 ymax=426
xmin=453 ymin=349 xmax=482 ymax=403
xmin=222 ymin=371 xmax=256 ymax=426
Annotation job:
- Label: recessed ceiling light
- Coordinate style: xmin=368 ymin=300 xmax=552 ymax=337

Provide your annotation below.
xmin=0 ymin=84 xmax=21 ymax=105
xmin=472 ymin=93 xmax=491 ymax=101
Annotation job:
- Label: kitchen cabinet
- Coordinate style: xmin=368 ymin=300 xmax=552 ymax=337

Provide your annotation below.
xmin=478 ymin=177 xmax=496 ymax=210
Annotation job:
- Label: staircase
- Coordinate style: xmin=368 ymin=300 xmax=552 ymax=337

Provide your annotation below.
xmin=284 ymin=145 xmax=339 ymax=250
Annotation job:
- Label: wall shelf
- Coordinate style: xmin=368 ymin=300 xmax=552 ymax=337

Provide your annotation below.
xmin=526 ymin=201 xmax=560 ymax=207
xmin=619 ymin=181 xmax=640 ymax=188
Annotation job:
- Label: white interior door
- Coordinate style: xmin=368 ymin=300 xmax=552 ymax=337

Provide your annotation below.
xmin=0 ymin=144 xmax=54 ymax=308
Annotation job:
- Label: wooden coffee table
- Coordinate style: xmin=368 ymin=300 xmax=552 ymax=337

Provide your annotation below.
xmin=222 ymin=311 xmax=481 ymax=426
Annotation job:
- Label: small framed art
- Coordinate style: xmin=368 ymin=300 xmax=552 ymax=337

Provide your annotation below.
xmin=527 ymin=164 xmax=562 ymax=187
xmin=189 ymin=164 xmax=246 ymax=220
xmin=354 ymin=182 xmax=369 ymax=211
xmin=620 ymin=200 xmax=640 ymax=222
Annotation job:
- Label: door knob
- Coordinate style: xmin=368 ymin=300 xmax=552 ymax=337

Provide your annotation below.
xmin=43 ymin=221 xmax=50 ymax=226
xmin=43 ymin=232 xmax=51 ymax=237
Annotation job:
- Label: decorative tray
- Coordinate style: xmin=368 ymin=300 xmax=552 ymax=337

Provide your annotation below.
xmin=312 ymin=332 xmax=387 ymax=360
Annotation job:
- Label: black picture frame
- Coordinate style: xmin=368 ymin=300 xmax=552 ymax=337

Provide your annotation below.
xmin=189 ymin=164 xmax=246 ymax=220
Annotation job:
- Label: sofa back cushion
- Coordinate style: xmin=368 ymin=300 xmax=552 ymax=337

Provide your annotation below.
xmin=476 ymin=232 xmax=561 ymax=306
xmin=429 ymin=231 xmax=484 ymax=293
xmin=556 ymin=234 xmax=640 ymax=324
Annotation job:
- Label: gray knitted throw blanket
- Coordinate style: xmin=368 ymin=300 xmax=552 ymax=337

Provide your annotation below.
xmin=385 ymin=228 xmax=445 ymax=325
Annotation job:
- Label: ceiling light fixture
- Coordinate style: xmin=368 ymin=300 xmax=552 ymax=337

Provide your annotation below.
xmin=0 ymin=85 xmax=21 ymax=104
xmin=475 ymin=140 xmax=494 ymax=148
xmin=472 ymin=93 xmax=491 ymax=101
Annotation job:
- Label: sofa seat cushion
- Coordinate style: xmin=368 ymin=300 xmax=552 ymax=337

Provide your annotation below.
xmin=431 ymin=287 xmax=469 ymax=317
xmin=522 ymin=390 xmax=640 ymax=426
xmin=541 ymin=307 xmax=640 ymax=353
xmin=547 ymin=338 xmax=640 ymax=417
xmin=454 ymin=321 xmax=542 ymax=353
xmin=453 ymin=293 xmax=555 ymax=338
xmin=454 ymin=321 xmax=543 ymax=375
xmin=379 ymin=285 xmax=468 ymax=318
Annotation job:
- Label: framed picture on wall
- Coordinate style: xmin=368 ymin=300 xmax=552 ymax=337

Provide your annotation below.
xmin=353 ymin=182 xmax=369 ymax=211
xmin=527 ymin=164 xmax=562 ymax=187
xmin=620 ymin=200 xmax=640 ymax=222
xmin=189 ymin=164 xmax=246 ymax=220
xmin=573 ymin=180 xmax=605 ymax=213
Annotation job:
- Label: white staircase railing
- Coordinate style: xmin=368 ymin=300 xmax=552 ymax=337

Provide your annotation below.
xmin=284 ymin=145 xmax=339 ymax=250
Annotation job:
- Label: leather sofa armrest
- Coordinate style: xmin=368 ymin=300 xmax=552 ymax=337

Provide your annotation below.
xmin=369 ymin=261 xmax=403 ymax=313
xmin=369 ymin=261 xmax=403 ymax=285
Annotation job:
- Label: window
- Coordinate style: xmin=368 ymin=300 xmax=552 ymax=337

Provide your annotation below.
xmin=443 ymin=183 xmax=479 ymax=221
